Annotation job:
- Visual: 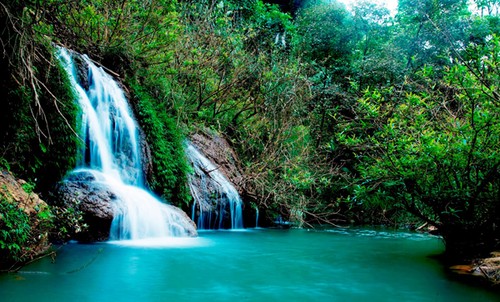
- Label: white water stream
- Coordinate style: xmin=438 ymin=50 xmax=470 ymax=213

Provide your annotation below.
xmin=186 ymin=143 xmax=243 ymax=229
xmin=58 ymin=48 xmax=195 ymax=240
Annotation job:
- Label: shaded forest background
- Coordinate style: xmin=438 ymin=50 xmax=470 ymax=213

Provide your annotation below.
xmin=1 ymin=0 xmax=500 ymax=262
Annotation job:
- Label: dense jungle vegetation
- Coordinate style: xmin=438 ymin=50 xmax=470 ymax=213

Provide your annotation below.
xmin=1 ymin=0 xmax=500 ymax=262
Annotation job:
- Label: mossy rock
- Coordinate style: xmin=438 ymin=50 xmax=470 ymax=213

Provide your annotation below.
xmin=0 ymin=171 xmax=52 ymax=271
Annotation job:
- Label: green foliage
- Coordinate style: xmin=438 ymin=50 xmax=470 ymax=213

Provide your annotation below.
xmin=0 ymin=0 xmax=81 ymax=194
xmin=0 ymin=197 xmax=31 ymax=264
xmin=20 ymin=181 xmax=36 ymax=194
xmin=154 ymin=0 xmax=299 ymax=133
xmin=296 ymin=1 xmax=357 ymax=73
xmin=396 ymin=0 xmax=470 ymax=72
xmin=0 ymin=44 xmax=80 ymax=194
xmin=0 ymin=158 xmax=10 ymax=172
xmin=246 ymin=0 xmax=296 ymax=51
xmin=335 ymin=35 xmax=500 ymax=257
xmin=350 ymin=1 xmax=403 ymax=87
xmin=42 ymin=0 xmax=179 ymax=62
xmin=4 ymin=0 xmax=500 ymax=260
xmin=0 ymin=185 xmax=54 ymax=269
xmin=128 ymin=81 xmax=191 ymax=205
xmin=48 ymin=205 xmax=86 ymax=242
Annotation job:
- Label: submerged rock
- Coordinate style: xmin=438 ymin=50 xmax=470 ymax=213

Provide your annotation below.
xmin=474 ymin=252 xmax=500 ymax=286
xmin=448 ymin=251 xmax=500 ymax=287
xmin=163 ymin=204 xmax=198 ymax=237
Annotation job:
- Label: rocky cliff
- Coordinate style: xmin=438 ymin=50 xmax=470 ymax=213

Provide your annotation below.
xmin=187 ymin=129 xmax=253 ymax=228
xmin=189 ymin=130 xmax=246 ymax=195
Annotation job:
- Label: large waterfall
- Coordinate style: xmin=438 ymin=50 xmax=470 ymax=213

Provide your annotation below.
xmin=186 ymin=143 xmax=243 ymax=229
xmin=57 ymin=48 xmax=196 ymax=240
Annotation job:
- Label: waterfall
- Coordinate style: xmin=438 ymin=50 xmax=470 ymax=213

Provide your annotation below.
xmin=186 ymin=143 xmax=243 ymax=229
xmin=57 ymin=47 xmax=196 ymax=240
xmin=255 ymin=208 xmax=259 ymax=228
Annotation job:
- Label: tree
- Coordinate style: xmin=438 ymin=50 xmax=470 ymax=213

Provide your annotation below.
xmin=155 ymin=0 xmax=295 ymax=131
xmin=0 ymin=1 xmax=79 ymax=192
xmin=350 ymin=1 xmax=403 ymax=87
xmin=294 ymin=1 xmax=357 ymax=149
xmin=337 ymin=35 xmax=500 ymax=259
xmin=30 ymin=0 xmax=179 ymax=77
xmin=295 ymin=1 xmax=356 ymax=73
xmin=396 ymin=0 xmax=470 ymax=73
xmin=473 ymin=0 xmax=500 ymax=16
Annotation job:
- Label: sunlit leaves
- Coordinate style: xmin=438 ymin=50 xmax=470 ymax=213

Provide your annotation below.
xmin=396 ymin=0 xmax=470 ymax=72
xmin=336 ymin=31 xmax=500 ymax=255
xmin=295 ymin=1 xmax=356 ymax=69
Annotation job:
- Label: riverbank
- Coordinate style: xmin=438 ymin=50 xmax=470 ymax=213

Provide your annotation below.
xmin=450 ymin=252 xmax=500 ymax=287
xmin=476 ymin=253 xmax=500 ymax=285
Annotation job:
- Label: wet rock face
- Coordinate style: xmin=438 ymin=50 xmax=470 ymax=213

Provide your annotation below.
xmin=139 ymin=129 xmax=154 ymax=184
xmin=0 ymin=171 xmax=48 ymax=216
xmin=55 ymin=170 xmax=199 ymax=240
xmin=73 ymin=54 xmax=89 ymax=90
xmin=55 ymin=171 xmax=115 ymax=241
xmin=189 ymin=131 xmax=245 ymax=194
xmin=187 ymin=131 xmax=247 ymax=229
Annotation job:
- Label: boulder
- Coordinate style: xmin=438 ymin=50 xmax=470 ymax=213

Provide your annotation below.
xmin=73 ymin=54 xmax=89 ymax=90
xmin=54 ymin=170 xmax=115 ymax=241
xmin=164 ymin=204 xmax=198 ymax=237
xmin=55 ymin=170 xmax=198 ymax=240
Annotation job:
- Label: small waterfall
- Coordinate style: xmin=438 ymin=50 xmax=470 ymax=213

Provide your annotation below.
xmin=255 ymin=208 xmax=259 ymax=228
xmin=186 ymin=143 xmax=243 ymax=229
xmin=57 ymin=47 xmax=196 ymax=240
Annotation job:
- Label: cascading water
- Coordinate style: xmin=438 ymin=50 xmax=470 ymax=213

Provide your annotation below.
xmin=57 ymin=47 xmax=196 ymax=240
xmin=255 ymin=208 xmax=259 ymax=228
xmin=186 ymin=143 xmax=243 ymax=229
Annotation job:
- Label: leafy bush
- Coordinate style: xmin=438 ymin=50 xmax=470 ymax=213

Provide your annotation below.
xmin=0 ymin=197 xmax=31 ymax=265
xmin=0 ymin=189 xmax=57 ymax=270
xmin=48 ymin=205 xmax=86 ymax=243
xmin=336 ymin=36 xmax=500 ymax=258
xmin=42 ymin=0 xmax=179 ymax=62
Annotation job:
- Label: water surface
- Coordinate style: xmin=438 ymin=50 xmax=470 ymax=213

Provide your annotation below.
xmin=1 ymin=228 xmax=498 ymax=301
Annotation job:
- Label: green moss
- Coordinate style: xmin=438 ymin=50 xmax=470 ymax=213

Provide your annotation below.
xmin=128 ymin=80 xmax=191 ymax=206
